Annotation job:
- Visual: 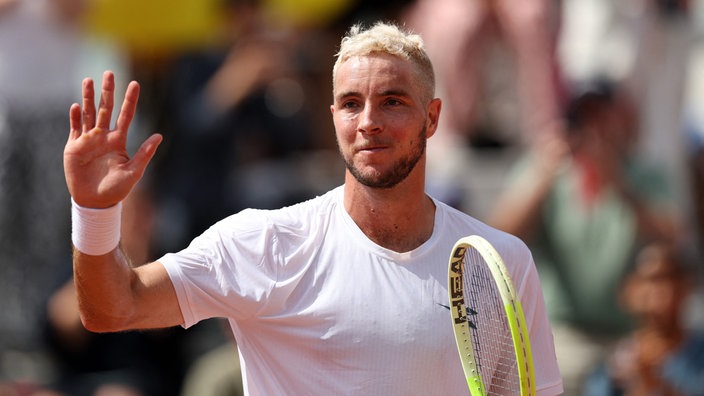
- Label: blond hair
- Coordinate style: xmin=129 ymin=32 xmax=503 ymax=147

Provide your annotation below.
xmin=332 ymin=22 xmax=435 ymax=101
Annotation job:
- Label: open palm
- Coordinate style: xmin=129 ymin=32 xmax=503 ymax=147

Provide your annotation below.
xmin=64 ymin=71 xmax=162 ymax=208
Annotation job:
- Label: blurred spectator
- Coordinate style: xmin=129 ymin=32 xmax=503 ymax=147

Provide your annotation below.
xmin=583 ymin=242 xmax=704 ymax=396
xmin=560 ymin=0 xmax=699 ymax=254
xmin=179 ymin=329 xmax=243 ymax=396
xmin=694 ymin=140 xmax=704 ymax=249
xmin=399 ymin=0 xmax=565 ymax=213
xmin=403 ymin=0 xmax=564 ymax=143
xmin=488 ymin=79 xmax=684 ymax=393
xmin=0 ymin=0 xmax=130 ymax=382
xmin=152 ymin=0 xmax=340 ymax=254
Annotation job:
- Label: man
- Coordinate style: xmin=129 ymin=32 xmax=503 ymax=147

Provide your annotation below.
xmin=64 ymin=22 xmax=563 ymax=395
xmin=488 ymin=80 xmax=681 ymax=393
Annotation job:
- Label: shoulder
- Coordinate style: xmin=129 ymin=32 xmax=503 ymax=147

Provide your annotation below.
xmin=659 ymin=331 xmax=704 ymax=394
xmin=216 ymin=187 xmax=341 ymax=231
xmin=436 ymin=199 xmax=530 ymax=256
xmin=434 ymin=199 xmax=534 ymax=287
xmin=624 ymin=157 xmax=674 ymax=200
xmin=675 ymin=331 xmax=704 ymax=359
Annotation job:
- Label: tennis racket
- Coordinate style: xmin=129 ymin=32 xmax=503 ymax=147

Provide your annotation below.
xmin=447 ymin=235 xmax=535 ymax=396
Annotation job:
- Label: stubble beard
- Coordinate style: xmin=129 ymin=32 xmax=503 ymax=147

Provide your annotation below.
xmin=340 ymin=125 xmax=427 ymax=189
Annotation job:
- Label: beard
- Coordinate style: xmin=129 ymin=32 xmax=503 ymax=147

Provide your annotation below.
xmin=341 ymin=125 xmax=427 ymax=189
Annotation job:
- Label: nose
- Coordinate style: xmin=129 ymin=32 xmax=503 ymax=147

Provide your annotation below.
xmin=357 ymin=104 xmax=382 ymax=135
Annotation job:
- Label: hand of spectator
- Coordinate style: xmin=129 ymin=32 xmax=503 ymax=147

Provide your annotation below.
xmin=531 ymin=121 xmax=571 ymax=177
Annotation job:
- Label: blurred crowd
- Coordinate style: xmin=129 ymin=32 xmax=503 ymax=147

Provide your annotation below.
xmin=1 ymin=0 xmax=704 ymax=395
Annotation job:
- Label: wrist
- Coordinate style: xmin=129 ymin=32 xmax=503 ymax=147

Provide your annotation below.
xmin=71 ymin=198 xmax=122 ymax=256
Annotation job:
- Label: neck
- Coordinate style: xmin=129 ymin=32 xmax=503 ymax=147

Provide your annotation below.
xmin=640 ymin=318 xmax=684 ymax=340
xmin=633 ymin=325 xmax=685 ymax=362
xmin=343 ymin=174 xmax=435 ymax=252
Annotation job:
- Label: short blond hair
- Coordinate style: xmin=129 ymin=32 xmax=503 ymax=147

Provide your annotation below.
xmin=332 ymin=22 xmax=435 ymax=102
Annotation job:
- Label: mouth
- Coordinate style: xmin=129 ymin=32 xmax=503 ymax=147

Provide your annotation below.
xmin=356 ymin=142 xmax=389 ymax=153
xmin=359 ymin=146 xmax=385 ymax=153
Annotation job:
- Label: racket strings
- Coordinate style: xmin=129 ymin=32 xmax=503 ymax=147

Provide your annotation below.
xmin=463 ymin=247 xmax=521 ymax=395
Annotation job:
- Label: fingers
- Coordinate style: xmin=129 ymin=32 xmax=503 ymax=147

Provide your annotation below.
xmin=82 ymin=77 xmax=96 ymax=134
xmin=80 ymin=71 xmax=116 ymax=134
xmin=74 ymin=71 xmax=144 ymax=147
xmin=96 ymin=71 xmax=115 ymax=131
xmin=68 ymin=103 xmax=82 ymax=141
xmin=129 ymin=133 xmax=163 ymax=177
xmin=115 ymin=81 xmax=140 ymax=136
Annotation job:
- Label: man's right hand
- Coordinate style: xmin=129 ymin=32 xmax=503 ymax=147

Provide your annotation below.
xmin=64 ymin=70 xmax=162 ymax=208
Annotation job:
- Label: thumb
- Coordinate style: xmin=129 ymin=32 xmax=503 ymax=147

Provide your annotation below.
xmin=128 ymin=133 xmax=163 ymax=178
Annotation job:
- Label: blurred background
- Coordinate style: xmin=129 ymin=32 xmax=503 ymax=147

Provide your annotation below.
xmin=1 ymin=0 xmax=703 ymax=395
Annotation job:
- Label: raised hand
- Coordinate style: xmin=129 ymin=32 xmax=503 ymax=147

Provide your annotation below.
xmin=64 ymin=71 xmax=162 ymax=208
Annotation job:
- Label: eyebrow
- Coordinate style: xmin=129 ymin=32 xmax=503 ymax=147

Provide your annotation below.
xmin=334 ymin=90 xmax=358 ymax=102
xmin=334 ymin=89 xmax=412 ymax=103
xmin=380 ymin=89 xmax=411 ymax=97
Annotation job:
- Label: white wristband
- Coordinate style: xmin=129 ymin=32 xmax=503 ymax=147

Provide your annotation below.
xmin=71 ymin=198 xmax=122 ymax=256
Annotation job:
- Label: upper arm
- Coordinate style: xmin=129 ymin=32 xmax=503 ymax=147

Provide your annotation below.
xmin=128 ymin=260 xmax=185 ymax=329
xmin=75 ymin=253 xmax=185 ymax=332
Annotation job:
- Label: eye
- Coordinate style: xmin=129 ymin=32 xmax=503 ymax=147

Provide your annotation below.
xmin=385 ymin=98 xmax=403 ymax=107
xmin=341 ymin=100 xmax=360 ymax=110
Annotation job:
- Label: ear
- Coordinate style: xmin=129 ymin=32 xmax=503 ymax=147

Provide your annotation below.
xmin=426 ymin=98 xmax=441 ymax=138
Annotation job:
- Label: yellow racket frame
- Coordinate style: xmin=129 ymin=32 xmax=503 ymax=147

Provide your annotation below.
xmin=448 ymin=235 xmax=536 ymax=396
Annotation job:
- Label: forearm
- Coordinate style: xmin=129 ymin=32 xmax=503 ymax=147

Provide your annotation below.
xmin=489 ymin=153 xmax=560 ymax=239
xmin=70 ymin=199 xmax=183 ymax=332
xmin=490 ymin=121 xmax=569 ymax=238
xmin=73 ymin=248 xmax=185 ymax=332
xmin=72 ymin=246 xmax=140 ymax=332
xmin=489 ymin=176 xmax=551 ymax=240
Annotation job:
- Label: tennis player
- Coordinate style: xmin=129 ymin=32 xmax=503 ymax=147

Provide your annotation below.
xmin=64 ymin=22 xmax=563 ymax=395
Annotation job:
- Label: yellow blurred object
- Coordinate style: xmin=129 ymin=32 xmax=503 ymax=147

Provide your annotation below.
xmin=84 ymin=0 xmax=224 ymax=56
xmin=84 ymin=0 xmax=353 ymax=57
xmin=262 ymin=0 xmax=352 ymax=28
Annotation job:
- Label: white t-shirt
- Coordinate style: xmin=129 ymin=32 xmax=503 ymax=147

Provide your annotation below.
xmin=160 ymin=186 xmax=563 ymax=395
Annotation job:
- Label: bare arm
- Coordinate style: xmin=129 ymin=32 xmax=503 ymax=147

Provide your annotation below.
xmin=64 ymin=71 xmax=183 ymax=332
xmin=73 ymin=251 xmax=183 ymax=332
xmin=493 ymin=0 xmax=564 ymax=142
xmin=487 ymin=127 xmax=569 ymax=240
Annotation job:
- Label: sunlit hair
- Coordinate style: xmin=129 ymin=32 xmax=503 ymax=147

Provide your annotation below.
xmin=332 ymin=22 xmax=435 ymax=102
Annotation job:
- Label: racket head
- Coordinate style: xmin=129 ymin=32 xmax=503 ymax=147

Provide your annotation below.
xmin=448 ymin=235 xmax=535 ymax=396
